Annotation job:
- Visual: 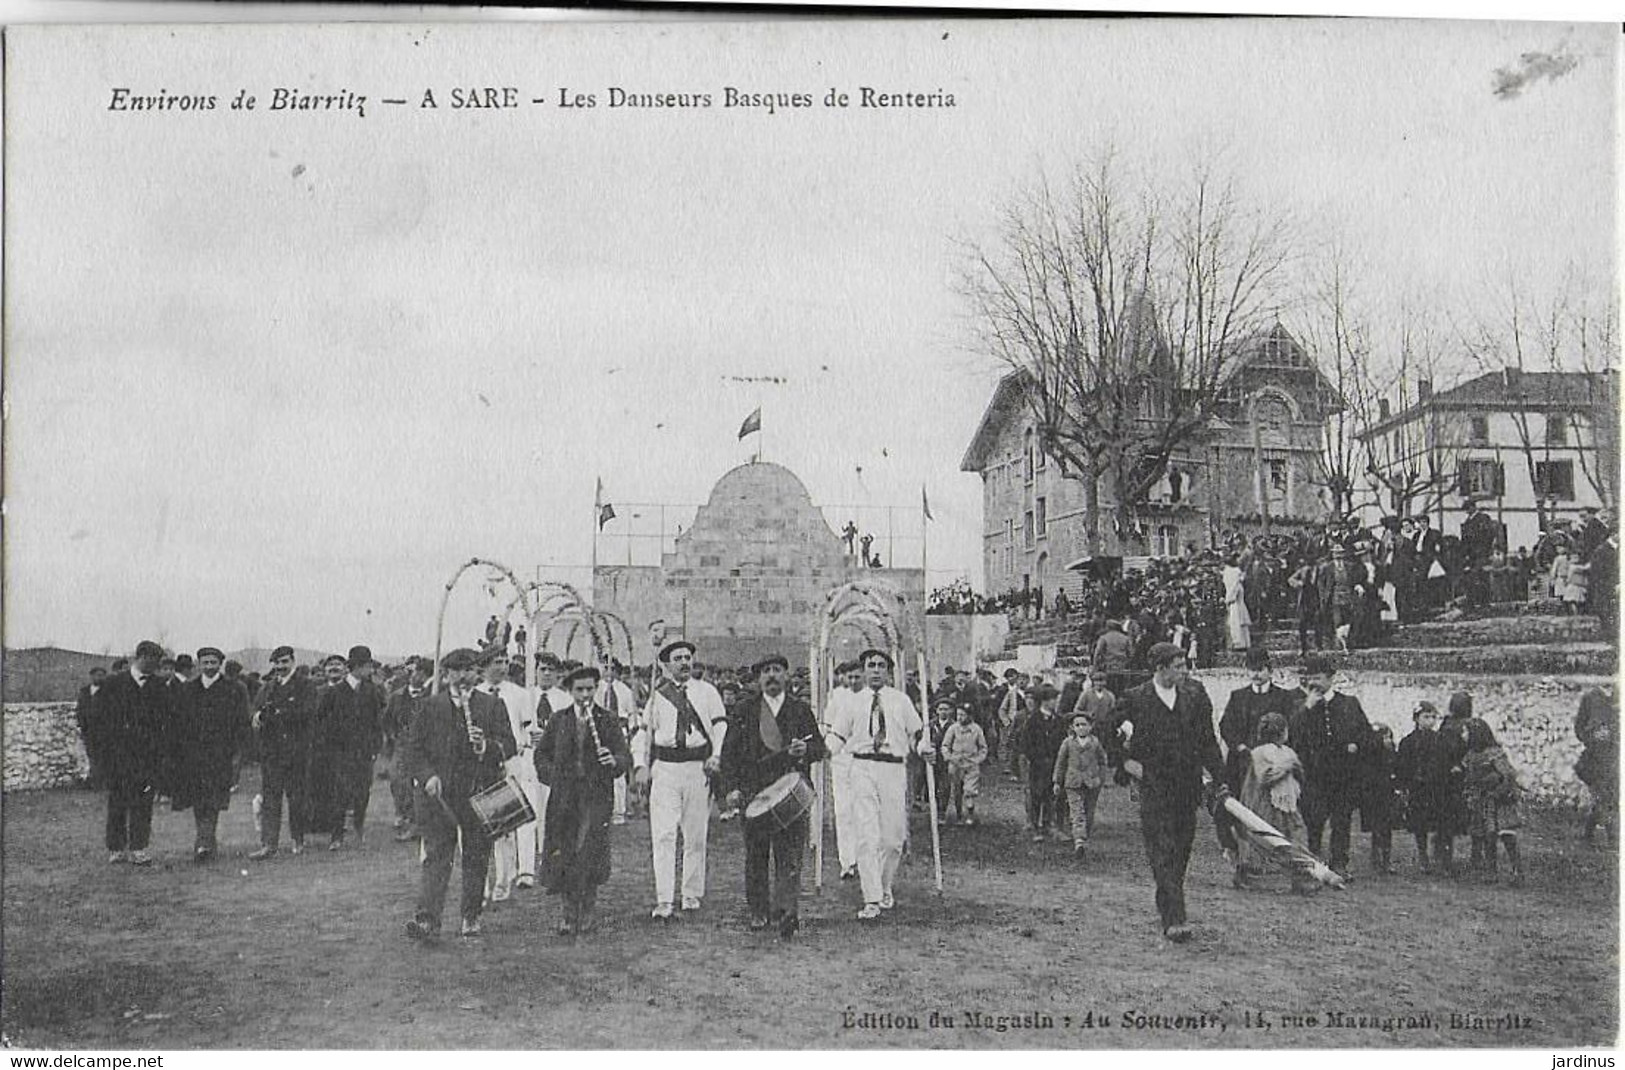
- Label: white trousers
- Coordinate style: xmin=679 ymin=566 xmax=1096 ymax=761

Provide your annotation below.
xmin=650 ymin=760 xmax=710 ymax=904
xmin=830 ymin=753 xmax=858 ymax=870
xmin=487 ymin=754 xmax=545 ymax=898
xmin=849 ymin=758 xmax=907 ymax=905
xmin=613 ymin=774 xmax=627 ymax=821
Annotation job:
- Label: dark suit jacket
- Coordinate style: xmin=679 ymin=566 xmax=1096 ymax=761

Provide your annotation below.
xmin=1288 ymin=690 xmax=1374 ymax=795
xmin=403 ymin=688 xmax=516 ymax=801
xmin=719 ymin=693 xmax=826 ymax=802
xmin=533 ymin=703 xmax=632 ymax=814
xmin=172 ymin=677 xmax=251 ymax=810
xmin=1219 ymin=683 xmax=1298 ymax=788
xmin=90 ymin=671 xmax=173 ymax=784
xmin=254 ymin=670 xmax=316 ymax=759
xmin=1461 ymin=512 xmax=1500 ymax=565
xmin=1122 ymin=679 xmax=1223 ymax=810
xmin=313 ymin=678 xmax=386 ymax=763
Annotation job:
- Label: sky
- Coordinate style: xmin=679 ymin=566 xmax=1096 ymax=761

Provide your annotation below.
xmin=3 ymin=18 xmax=1616 ymax=659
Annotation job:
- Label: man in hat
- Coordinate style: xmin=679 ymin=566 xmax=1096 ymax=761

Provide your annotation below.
xmin=403 ymin=648 xmax=517 ymax=940
xmin=631 ymin=639 xmax=729 ymax=918
xmin=533 ymin=665 xmax=632 ymax=935
xmin=1216 ymin=648 xmax=1297 ymax=864
xmin=477 ymin=647 xmax=542 ymax=900
xmin=721 ymin=654 xmax=826 ymax=937
xmin=309 ymin=645 xmax=386 ymax=850
xmin=1119 ymin=642 xmax=1226 ymax=943
xmin=170 ymin=647 xmax=251 ymax=862
xmin=381 ymin=657 xmax=432 ymax=841
xmin=92 ymin=640 xmax=173 ymax=866
xmin=595 ymin=660 xmax=638 ymax=824
xmin=1459 ymin=499 xmax=1500 ymax=598
xmin=824 ymin=659 xmax=865 ymax=881
xmin=1289 ymin=652 xmax=1374 ymax=878
xmin=823 ymin=648 xmax=926 ymax=920
xmin=75 ymin=666 xmax=109 ymax=790
xmin=249 ymin=645 xmax=316 ymax=858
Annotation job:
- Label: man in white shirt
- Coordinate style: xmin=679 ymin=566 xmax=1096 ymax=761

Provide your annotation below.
xmin=632 ymin=639 xmax=728 ymax=918
xmin=823 ymin=659 xmax=864 ymax=881
xmin=596 ymin=660 xmax=638 ymax=825
xmin=823 ymin=648 xmax=928 ymax=920
xmin=477 ymin=648 xmax=542 ymax=901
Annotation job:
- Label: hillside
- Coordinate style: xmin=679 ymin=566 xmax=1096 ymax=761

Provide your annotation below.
xmin=2 ymin=645 xmax=405 ymax=703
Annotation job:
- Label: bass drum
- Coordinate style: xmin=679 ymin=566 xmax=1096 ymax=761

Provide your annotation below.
xmin=744 ymin=771 xmax=815 ymax=833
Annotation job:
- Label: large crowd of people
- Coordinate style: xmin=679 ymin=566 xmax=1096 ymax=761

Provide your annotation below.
xmin=72 ymin=606 xmax=1618 ymax=946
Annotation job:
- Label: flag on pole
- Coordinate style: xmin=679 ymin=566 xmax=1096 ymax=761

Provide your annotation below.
xmin=595 ymin=478 xmax=616 ymax=529
xmin=922 ymin=486 xmax=934 ymax=522
xmin=738 ymin=407 xmax=762 ymax=439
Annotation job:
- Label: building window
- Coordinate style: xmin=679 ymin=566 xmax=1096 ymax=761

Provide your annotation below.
xmin=1546 ymin=413 xmax=1569 ymax=447
xmin=1152 ymin=524 xmax=1179 ymax=557
xmin=1263 ymin=456 xmax=1289 ymax=509
xmin=1023 ymin=510 xmax=1035 ymax=549
xmin=1035 ymin=497 xmax=1048 ymax=537
xmin=1460 ymin=459 xmax=1505 ymax=498
xmin=1024 ymin=429 xmax=1035 ymax=483
xmin=1469 ymin=415 xmax=1490 ymax=446
xmin=1535 ymin=460 xmax=1576 ymax=501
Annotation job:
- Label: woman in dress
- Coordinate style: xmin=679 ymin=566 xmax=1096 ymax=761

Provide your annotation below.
xmin=1223 ymin=554 xmax=1252 ymax=652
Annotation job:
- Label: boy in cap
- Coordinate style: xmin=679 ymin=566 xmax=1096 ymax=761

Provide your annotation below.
xmin=403 ymin=648 xmax=516 ymax=939
xmin=632 ymin=639 xmax=729 ymax=917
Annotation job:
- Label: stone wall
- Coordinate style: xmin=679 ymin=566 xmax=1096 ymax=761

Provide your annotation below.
xmin=4 ymin=702 xmax=88 ymax=791
xmin=1191 ymin=668 xmax=1607 ymax=807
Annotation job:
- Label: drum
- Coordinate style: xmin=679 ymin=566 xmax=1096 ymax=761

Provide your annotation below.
xmin=468 ymin=776 xmax=536 ymax=840
xmin=744 ymin=772 xmax=815 ymax=832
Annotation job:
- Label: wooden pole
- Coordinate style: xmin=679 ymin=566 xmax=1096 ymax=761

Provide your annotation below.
xmin=919 ymin=505 xmax=944 ymax=894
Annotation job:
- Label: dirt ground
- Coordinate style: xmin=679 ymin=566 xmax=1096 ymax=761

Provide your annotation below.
xmin=2 ymin=765 xmax=1616 ymax=1050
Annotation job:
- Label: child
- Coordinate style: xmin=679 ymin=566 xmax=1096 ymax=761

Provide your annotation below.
xmin=1362 ymin=724 xmax=1402 ymax=874
xmin=1461 ymin=718 xmax=1525 ymax=885
xmin=915 ymin=697 xmax=954 ymax=820
xmin=1396 ymin=701 xmax=1451 ymax=873
xmin=1053 ymin=712 xmax=1108 ymax=855
xmin=1237 ymin=712 xmax=1315 ymax=893
xmin=1020 ymin=685 xmax=1067 ymax=841
xmin=941 ymin=703 xmax=988 ymax=826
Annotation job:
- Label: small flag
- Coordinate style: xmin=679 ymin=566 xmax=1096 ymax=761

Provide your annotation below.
xmin=595 ymin=478 xmax=616 ymax=529
xmin=738 ymin=407 xmax=762 ymax=439
xmin=922 ymin=486 xmax=934 ymax=522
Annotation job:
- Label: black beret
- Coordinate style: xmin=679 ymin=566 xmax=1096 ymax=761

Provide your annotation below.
xmin=476 ymin=646 xmax=507 ymax=667
xmin=440 ymin=648 xmax=479 ymax=671
xmin=835 ymin=660 xmax=858 ymax=674
xmin=535 ymin=653 xmax=562 ymax=669
xmin=347 ymin=645 xmax=373 ymax=665
xmin=134 ymin=640 xmax=165 ymax=659
xmin=754 ymin=654 xmax=790 ymax=673
xmin=563 ymin=665 xmax=602 ymax=687
xmin=174 ymin=654 xmax=195 ymax=668
xmin=196 ymin=647 xmax=225 ymax=662
xmin=858 ymin=648 xmax=893 ymax=669
xmin=270 ymin=645 xmax=296 ymax=662
xmin=658 ymin=640 xmax=696 ymax=662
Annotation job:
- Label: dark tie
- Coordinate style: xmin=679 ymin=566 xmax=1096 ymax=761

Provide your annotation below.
xmin=870 ymin=689 xmax=887 ymax=753
xmin=577 ymin=710 xmax=591 ymax=777
xmin=606 ymin=683 xmax=619 ymax=716
xmin=676 ymin=687 xmax=691 ymax=748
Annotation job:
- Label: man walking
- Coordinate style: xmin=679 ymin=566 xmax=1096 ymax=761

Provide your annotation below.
xmin=249 ymin=646 xmax=316 ymax=859
xmin=93 ymin=640 xmax=172 ymax=866
xmin=171 ymin=647 xmax=251 ymax=862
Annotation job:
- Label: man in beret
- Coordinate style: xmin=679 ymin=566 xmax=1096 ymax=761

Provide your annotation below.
xmin=631 ymin=639 xmax=729 ymax=918
xmin=403 ymin=648 xmax=517 ymax=940
xmin=1119 ymin=642 xmax=1227 ymax=943
xmin=250 ymin=646 xmax=317 ymax=859
xmin=532 ymin=665 xmax=632 ymax=935
xmin=170 ymin=647 xmax=251 ymax=862
xmin=92 ymin=640 xmax=173 ymax=866
xmin=721 ymin=655 xmax=826 ymax=937
xmin=309 ymin=645 xmax=386 ymax=850
xmin=823 ymin=659 xmax=865 ymax=881
xmin=823 ymin=648 xmax=928 ymax=920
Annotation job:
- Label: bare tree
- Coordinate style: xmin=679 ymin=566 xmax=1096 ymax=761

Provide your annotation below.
xmin=1294 ymin=244 xmax=1371 ymax=521
xmin=963 ymin=149 xmax=1292 ymax=555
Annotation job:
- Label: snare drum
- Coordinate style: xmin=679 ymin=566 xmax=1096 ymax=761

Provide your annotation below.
xmin=468 ymin=776 xmax=536 ymax=840
xmin=743 ymin=772 xmax=815 ymax=832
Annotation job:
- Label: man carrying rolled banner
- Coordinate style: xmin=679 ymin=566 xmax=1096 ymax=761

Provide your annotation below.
xmin=824 ymin=659 xmax=865 ymax=881
xmin=823 ymin=648 xmax=929 ymax=920
xmin=721 ymin=654 xmax=827 ymax=938
xmin=1120 ymin=642 xmax=1228 ymax=943
xmin=533 ymin=665 xmax=631 ymax=935
xmin=632 ymin=639 xmax=729 ymax=918
xmin=477 ymin=647 xmax=541 ymax=900
xmin=403 ymin=648 xmax=516 ymax=941
xmin=170 ymin=647 xmax=251 ymax=863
